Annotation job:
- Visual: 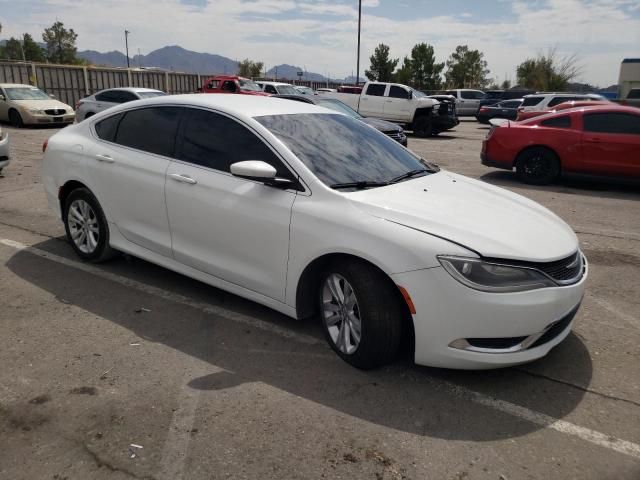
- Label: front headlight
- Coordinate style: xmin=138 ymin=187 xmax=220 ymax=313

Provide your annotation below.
xmin=28 ymin=108 xmax=45 ymax=115
xmin=438 ymin=256 xmax=556 ymax=292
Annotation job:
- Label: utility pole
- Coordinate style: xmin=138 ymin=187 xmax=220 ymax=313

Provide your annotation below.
xmin=356 ymin=0 xmax=362 ymax=86
xmin=138 ymin=48 xmax=142 ymax=68
xmin=124 ymin=30 xmax=130 ymax=69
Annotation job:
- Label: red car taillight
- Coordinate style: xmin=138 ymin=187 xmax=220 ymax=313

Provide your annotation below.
xmin=479 ymin=107 xmax=488 ymax=113
xmin=75 ymin=101 xmax=82 ymax=110
xmin=42 ymin=139 xmax=48 ymax=153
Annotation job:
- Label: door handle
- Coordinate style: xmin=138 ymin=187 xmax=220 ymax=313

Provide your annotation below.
xmin=169 ymin=173 xmax=197 ymax=184
xmin=95 ymin=154 xmax=114 ymax=163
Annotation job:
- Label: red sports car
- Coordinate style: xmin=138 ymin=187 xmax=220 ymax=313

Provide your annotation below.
xmin=481 ymin=105 xmax=640 ymax=184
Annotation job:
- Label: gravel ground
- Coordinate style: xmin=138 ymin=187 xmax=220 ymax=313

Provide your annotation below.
xmin=0 ymin=119 xmax=638 ymax=480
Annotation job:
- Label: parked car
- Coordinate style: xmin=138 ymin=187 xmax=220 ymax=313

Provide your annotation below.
xmin=75 ymin=88 xmax=166 ymax=121
xmin=256 ymin=81 xmax=300 ymax=95
xmin=324 ymin=82 xmax=456 ymax=137
xmin=516 ymin=100 xmax=610 ymax=121
xmin=316 ymin=88 xmax=337 ymax=93
xmin=0 ymin=127 xmax=9 ymax=175
xmin=199 ymin=76 xmax=269 ymax=96
xmin=517 ymin=93 xmax=606 ymax=116
xmin=614 ymin=58 xmax=640 ymax=108
xmin=481 ymin=105 xmax=640 ymax=184
xmin=43 ymin=94 xmax=587 ymax=370
xmin=612 ymin=88 xmax=640 ymax=108
xmin=476 ymin=99 xmax=523 ymax=123
xmin=444 ymin=89 xmax=485 ymax=116
xmin=274 ymin=94 xmax=408 ymax=146
xmin=294 ymin=86 xmax=316 ymax=95
xmin=427 ymin=95 xmax=460 ymax=125
xmin=0 ymin=83 xmax=74 ymax=127
xmin=478 ymin=89 xmax=534 ymax=109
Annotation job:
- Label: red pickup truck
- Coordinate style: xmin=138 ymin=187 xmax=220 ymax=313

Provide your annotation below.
xmin=199 ymin=76 xmax=269 ymax=96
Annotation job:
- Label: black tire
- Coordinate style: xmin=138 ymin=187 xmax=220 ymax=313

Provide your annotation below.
xmin=515 ymin=147 xmax=561 ymax=185
xmin=63 ymin=188 xmax=117 ymax=262
xmin=318 ymin=260 xmax=404 ymax=369
xmin=9 ymin=109 xmax=24 ymax=128
xmin=413 ymin=116 xmax=433 ymax=138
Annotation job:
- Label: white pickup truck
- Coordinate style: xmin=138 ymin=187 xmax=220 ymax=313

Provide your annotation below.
xmin=321 ymin=82 xmax=458 ymax=137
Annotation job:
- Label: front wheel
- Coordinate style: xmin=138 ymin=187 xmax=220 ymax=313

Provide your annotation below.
xmin=9 ymin=110 xmax=24 ymax=128
xmin=515 ymin=147 xmax=560 ymax=185
xmin=319 ymin=260 xmax=404 ymax=369
xmin=63 ymin=188 xmax=117 ymax=262
xmin=413 ymin=116 xmax=433 ymax=138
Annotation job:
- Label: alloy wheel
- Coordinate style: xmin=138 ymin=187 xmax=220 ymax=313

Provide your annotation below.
xmin=322 ymin=274 xmax=362 ymax=355
xmin=67 ymin=199 xmax=100 ymax=254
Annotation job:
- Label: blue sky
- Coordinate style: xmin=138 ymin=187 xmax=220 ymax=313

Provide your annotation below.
xmin=1 ymin=0 xmax=639 ymax=86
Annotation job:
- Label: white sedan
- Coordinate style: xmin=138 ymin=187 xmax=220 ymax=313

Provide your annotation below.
xmin=75 ymin=87 xmax=166 ymax=122
xmin=42 ymin=95 xmax=587 ymax=370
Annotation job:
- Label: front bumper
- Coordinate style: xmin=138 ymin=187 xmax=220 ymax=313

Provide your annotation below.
xmin=22 ymin=111 xmax=75 ymax=125
xmin=481 ymin=149 xmax=512 ymax=170
xmin=431 ymin=114 xmax=458 ymax=132
xmin=392 ymin=261 xmax=587 ymax=369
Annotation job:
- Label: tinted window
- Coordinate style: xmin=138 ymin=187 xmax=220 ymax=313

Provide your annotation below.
xmin=461 ymin=90 xmax=484 ymax=99
xmin=256 ymin=113 xmax=432 ymax=187
xmin=499 ymin=100 xmax=522 ymax=108
xmin=264 ymin=85 xmax=277 ymax=94
xmin=583 ymin=113 xmax=640 ymax=135
xmin=389 ymin=86 xmax=409 ymax=99
xmin=94 ymin=113 xmax=124 ymax=142
xmin=628 ymin=89 xmax=640 ymax=99
xmin=95 ymin=90 xmax=120 ymax=103
xmin=365 ymin=84 xmax=386 ymax=96
xmin=548 ymin=96 xmax=584 ymax=107
xmin=178 ymin=109 xmax=291 ymax=177
xmin=522 ymin=96 xmax=544 ymax=107
xmin=541 ymin=115 xmax=572 ymax=128
xmin=221 ymin=81 xmax=237 ymax=92
xmin=485 ymin=91 xmax=503 ymax=99
xmin=114 ymin=107 xmax=181 ymax=156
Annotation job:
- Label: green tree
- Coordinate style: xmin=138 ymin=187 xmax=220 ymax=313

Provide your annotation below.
xmin=22 ymin=33 xmax=46 ymax=62
xmin=2 ymin=37 xmax=24 ymax=60
xmin=365 ymin=43 xmax=398 ymax=82
xmin=444 ymin=45 xmax=491 ymax=89
xmin=501 ymin=79 xmax=512 ymax=90
xmin=237 ymin=59 xmax=264 ymax=78
xmin=42 ymin=21 xmax=79 ymax=64
xmin=393 ymin=56 xmax=413 ymax=85
xmin=407 ymin=43 xmax=443 ymax=90
xmin=516 ymin=49 xmax=581 ymax=91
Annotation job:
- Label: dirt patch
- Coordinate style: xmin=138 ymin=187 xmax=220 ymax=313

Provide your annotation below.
xmin=582 ymin=249 xmax=640 ymax=267
xmin=28 ymin=394 xmax=51 ymax=405
xmin=69 ymin=386 xmax=98 ymax=395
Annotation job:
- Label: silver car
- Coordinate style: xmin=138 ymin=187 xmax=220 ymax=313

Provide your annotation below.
xmin=75 ymin=88 xmax=166 ymax=122
xmin=0 ymin=126 xmax=10 ymax=175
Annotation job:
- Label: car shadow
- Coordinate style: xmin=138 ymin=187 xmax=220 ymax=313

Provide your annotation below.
xmin=7 ymin=238 xmax=594 ymax=443
xmin=480 ymin=170 xmax=640 ymax=200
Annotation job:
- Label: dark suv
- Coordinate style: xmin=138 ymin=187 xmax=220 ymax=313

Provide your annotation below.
xmin=478 ymin=89 xmax=535 ymax=109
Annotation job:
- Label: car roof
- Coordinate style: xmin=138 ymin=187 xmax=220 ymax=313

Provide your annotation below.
xmin=258 ymin=81 xmax=294 ymax=86
xmin=519 ymin=104 xmax=639 ymax=124
xmin=108 ymin=93 xmax=336 ymax=118
xmin=0 ymin=83 xmax=40 ymax=88
xmin=98 ymin=87 xmax=163 ymax=93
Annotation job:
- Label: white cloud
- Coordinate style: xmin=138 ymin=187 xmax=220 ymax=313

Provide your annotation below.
xmin=0 ymin=0 xmax=637 ymax=86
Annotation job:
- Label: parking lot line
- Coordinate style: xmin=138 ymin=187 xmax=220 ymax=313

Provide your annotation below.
xmin=2 ymin=236 xmax=640 ymax=461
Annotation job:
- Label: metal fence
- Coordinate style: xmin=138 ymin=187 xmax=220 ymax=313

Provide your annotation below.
xmin=0 ymin=61 xmax=345 ymax=107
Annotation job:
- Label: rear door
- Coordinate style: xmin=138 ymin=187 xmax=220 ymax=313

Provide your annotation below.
xmin=580 ymin=111 xmax=640 ymax=177
xmin=89 ymin=106 xmax=180 ymax=257
xmin=359 ymin=83 xmax=387 ymax=118
xmin=384 ymin=85 xmax=413 ymax=121
xmin=458 ymin=90 xmax=484 ymax=115
xmin=165 ymin=107 xmax=297 ymax=301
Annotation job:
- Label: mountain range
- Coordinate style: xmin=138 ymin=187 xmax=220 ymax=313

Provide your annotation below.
xmin=77 ymin=45 xmax=363 ymax=83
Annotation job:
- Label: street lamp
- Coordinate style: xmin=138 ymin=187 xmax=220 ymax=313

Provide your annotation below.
xmin=356 ymin=0 xmax=361 ymax=86
xmin=124 ymin=30 xmax=130 ymax=69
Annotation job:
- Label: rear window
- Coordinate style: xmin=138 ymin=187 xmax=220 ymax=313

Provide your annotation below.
xmin=94 ymin=113 xmax=124 ymax=142
xmin=522 ymin=96 xmax=544 ymax=107
xmin=365 ymin=84 xmax=386 ymax=96
xmin=583 ymin=113 xmax=640 ymax=135
xmin=541 ymin=116 xmax=572 ymax=128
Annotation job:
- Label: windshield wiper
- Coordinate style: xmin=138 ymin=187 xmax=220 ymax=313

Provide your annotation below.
xmin=388 ymin=169 xmax=428 ymax=184
xmin=330 ymin=181 xmax=389 ymax=190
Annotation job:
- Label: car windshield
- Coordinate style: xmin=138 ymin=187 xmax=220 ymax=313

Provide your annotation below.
xmin=137 ymin=91 xmax=166 ymax=99
xmin=238 ymin=79 xmax=262 ymax=92
xmin=276 ymin=85 xmax=300 ymax=95
xmin=256 ymin=113 xmax=436 ymax=188
xmin=410 ymin=89 xmax=426 ymax=98
xmin=296 ymin=86 xmax=313 ymax=94
xmin=315 ymin=99 xmax=363 ymax=119
xmin=5 ymin=87 xmax=50 ymax=100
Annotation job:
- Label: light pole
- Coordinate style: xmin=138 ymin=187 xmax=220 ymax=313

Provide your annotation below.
xmin=356 ymin=0 xmax=361 ymax=86
xmin=124 ymin=30 xmax=130 ymax=69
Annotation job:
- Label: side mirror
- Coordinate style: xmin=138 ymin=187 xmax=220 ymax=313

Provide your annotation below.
xmin=230 ymin=160 xmax=298 ymax=189
xmin=0 ymin=94 xmax=5 ymax=101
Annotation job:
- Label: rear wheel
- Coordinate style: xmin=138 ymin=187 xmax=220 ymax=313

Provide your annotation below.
xmin=9 ymin=110 xmax=23 ymax=128
xmin=319 ymin=260 xmax=403 ymax=369
xmin=413 ymin=116 xmax=433 ymax=138
xmin=515 ymin=147 xmax=560 ymax=185
xmin=63 ymin=188 xmax=117 ymax=262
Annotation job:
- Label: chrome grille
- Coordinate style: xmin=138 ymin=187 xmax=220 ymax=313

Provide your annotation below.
xmin=384 ymin=131 xmax=404 ymax=142
xmin=45 ymin=109 xmax=66 ymax=116
xmin=485 ymin=251 xmax=584 ymax=285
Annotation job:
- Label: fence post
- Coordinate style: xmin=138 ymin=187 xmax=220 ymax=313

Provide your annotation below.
xmin=127 ymin=68 xmax=132 ymax=87
xmin=30 ymin=63 xmax=38 ymax=87
xmin=83 ymin=67 xmax=90 ymax=95
xmin=165 ymin=71 xmax=170 ymax=93
xmin=197 ymin=74 xmax=201 ymax=92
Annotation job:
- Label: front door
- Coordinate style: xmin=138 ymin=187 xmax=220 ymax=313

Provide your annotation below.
xmin=384 ymin=85 xmax=412 ymax=121
xmin=88 ymin=106 xmax=180 ymax=257
xmin=359 ymin=83 xmax=388 ymax=118
xmin=165 ymin=107 xmax=297 ymax=301
xmin=580 ymin=111 xmax=640 ymax=177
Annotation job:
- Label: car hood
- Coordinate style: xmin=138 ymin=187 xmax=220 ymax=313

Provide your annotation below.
xmin=13 ymin=99 xmax=73 ymax=111
xmin=361 ymin=117 xmax=402 ymax=133
xmin=348 ymin=171 xmax=578 ymax=262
